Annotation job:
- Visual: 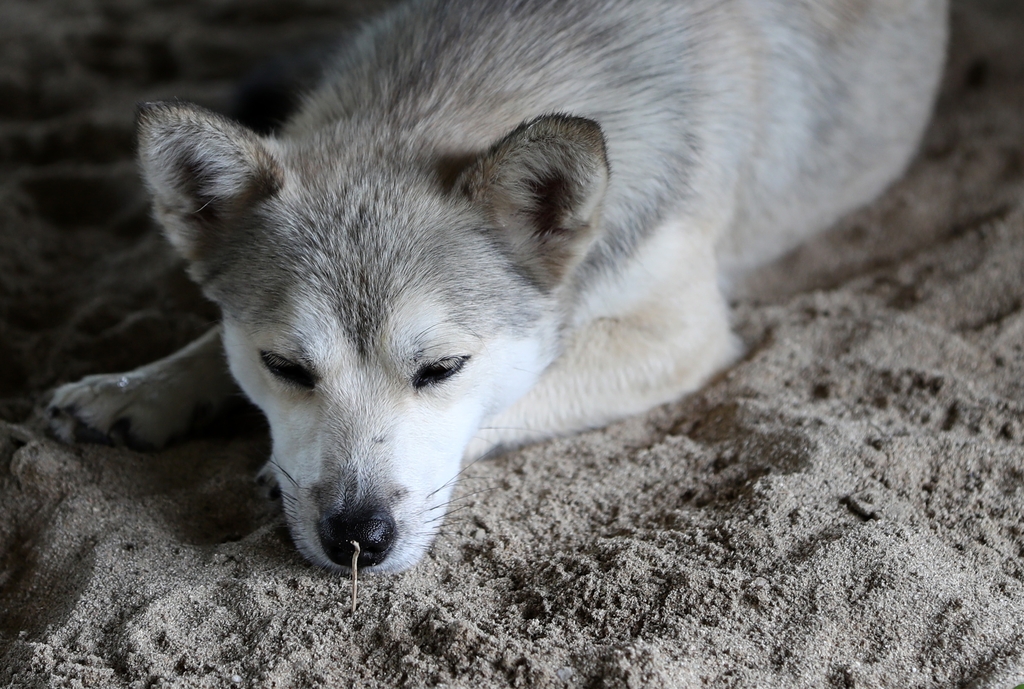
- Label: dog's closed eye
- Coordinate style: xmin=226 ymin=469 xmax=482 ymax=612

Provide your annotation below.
xmin=413 ymin=356 xmax=469 ymax=389
xmin=260 ymin=351 xmax=316 ymax=389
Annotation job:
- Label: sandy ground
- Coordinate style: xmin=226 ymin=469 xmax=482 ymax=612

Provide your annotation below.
xmin=2 ymin=1 xmax=1024 ymax=687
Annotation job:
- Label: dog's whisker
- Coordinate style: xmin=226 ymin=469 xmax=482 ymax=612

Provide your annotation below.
xmin=425 ymin=454 xmax=495 ymax=499
xmin=425 ymin=502 xmax=481 ymax=524
xmin=447 ymin=487 xmax=498 ymax=503
xmin=425 ymin=474 xmax=498 ymax=502
xmin=418 ymin=485 xmax=497 ymax=519
xmin=267 ymin=455 xmax=300 ymax=488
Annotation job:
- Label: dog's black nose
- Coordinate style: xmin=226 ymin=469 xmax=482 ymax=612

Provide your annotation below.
xmin=318 ymin=508 xmax=396 ymax=568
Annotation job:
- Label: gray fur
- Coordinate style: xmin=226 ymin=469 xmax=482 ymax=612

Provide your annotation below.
xmin=143 ymin=0 xmax=948 ymax=349
xmin=49 ymin=0 xmax=949 ymax=573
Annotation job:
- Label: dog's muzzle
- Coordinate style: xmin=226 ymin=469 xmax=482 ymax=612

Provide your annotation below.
xmin=317 ymin=506 xmax=396 ymax=568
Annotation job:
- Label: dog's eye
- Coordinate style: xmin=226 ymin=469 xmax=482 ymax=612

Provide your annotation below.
xmin=413 ymin=356 xmax=469 ymax=389
xmin=260 ymin=351 xmax=315 ymax=389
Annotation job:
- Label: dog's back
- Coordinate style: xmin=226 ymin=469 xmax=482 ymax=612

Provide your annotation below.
xmin=723 ymin=0 xmax=948 ymax=277
xmin=287 ymin=0 xmax=947 ymax=284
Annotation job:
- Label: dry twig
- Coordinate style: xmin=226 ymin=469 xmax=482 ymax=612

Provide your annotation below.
xmin=350 ymin=541 xmax=360 ymax=613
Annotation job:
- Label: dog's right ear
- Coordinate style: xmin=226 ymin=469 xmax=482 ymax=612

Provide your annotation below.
xmin=136 ymin=101 xmax=283 ymax=264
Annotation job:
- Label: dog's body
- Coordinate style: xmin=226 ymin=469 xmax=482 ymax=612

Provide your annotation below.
xmin=48 ymin=0 xmax=948 ymax=572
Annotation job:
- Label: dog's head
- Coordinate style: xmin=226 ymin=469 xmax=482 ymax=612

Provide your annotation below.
xmin=136 ymin=102 xmax=608 ymax=572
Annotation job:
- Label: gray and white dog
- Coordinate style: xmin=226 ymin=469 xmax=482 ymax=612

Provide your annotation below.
xmin=49 ymin=0 xmax=948 ymax=573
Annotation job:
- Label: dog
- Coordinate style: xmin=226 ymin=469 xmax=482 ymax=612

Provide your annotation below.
xmin=47 ymin=0 xmax=948 ymax=573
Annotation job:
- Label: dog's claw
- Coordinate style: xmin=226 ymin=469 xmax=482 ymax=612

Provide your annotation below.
xmin=48 ymin=398 xmax=124 ymax=448
xmin=71 ymin=420 xmax=115 ymax=446
xmin=47 ymin=375 xmax=160 ymax=449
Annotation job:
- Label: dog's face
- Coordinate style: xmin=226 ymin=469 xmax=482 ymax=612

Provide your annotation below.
xmin=210 ymin=186 xmax=557 ymax=573
xmin=218 ymin=263 xmax=550 ymax=572
xmin=137 ymin=102 xmax=608 ymax=572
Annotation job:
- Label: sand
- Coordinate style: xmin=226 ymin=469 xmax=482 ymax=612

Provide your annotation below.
xmin=1 ymin=0 xmax=1023 ymax=687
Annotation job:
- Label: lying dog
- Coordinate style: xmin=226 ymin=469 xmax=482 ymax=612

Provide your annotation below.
xmin=48 ymin=0 xmax=948 ymax=573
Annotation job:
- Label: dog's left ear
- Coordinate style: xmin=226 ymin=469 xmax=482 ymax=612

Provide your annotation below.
xmin=458 ymin=115 xmax=609 ymax=290
xmin=136 ymin=101 xmax=283 ymax=267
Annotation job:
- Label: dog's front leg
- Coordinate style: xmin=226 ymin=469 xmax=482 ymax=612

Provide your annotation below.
xmin=48 ymin=326 xmax=238 ymax=449
xmin=469 ymin=313 xmax=736 ymax=460
xmin=468 ymin=230 xmax=740 ymax=460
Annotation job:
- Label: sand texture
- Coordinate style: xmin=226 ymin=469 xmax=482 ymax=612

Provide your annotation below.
xmin=2 ymin=0 xmax=1024 ymax=687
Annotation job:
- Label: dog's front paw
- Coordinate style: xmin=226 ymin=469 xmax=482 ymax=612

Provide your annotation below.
xmin=48 ymin=372 xmax=176 ymax=450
